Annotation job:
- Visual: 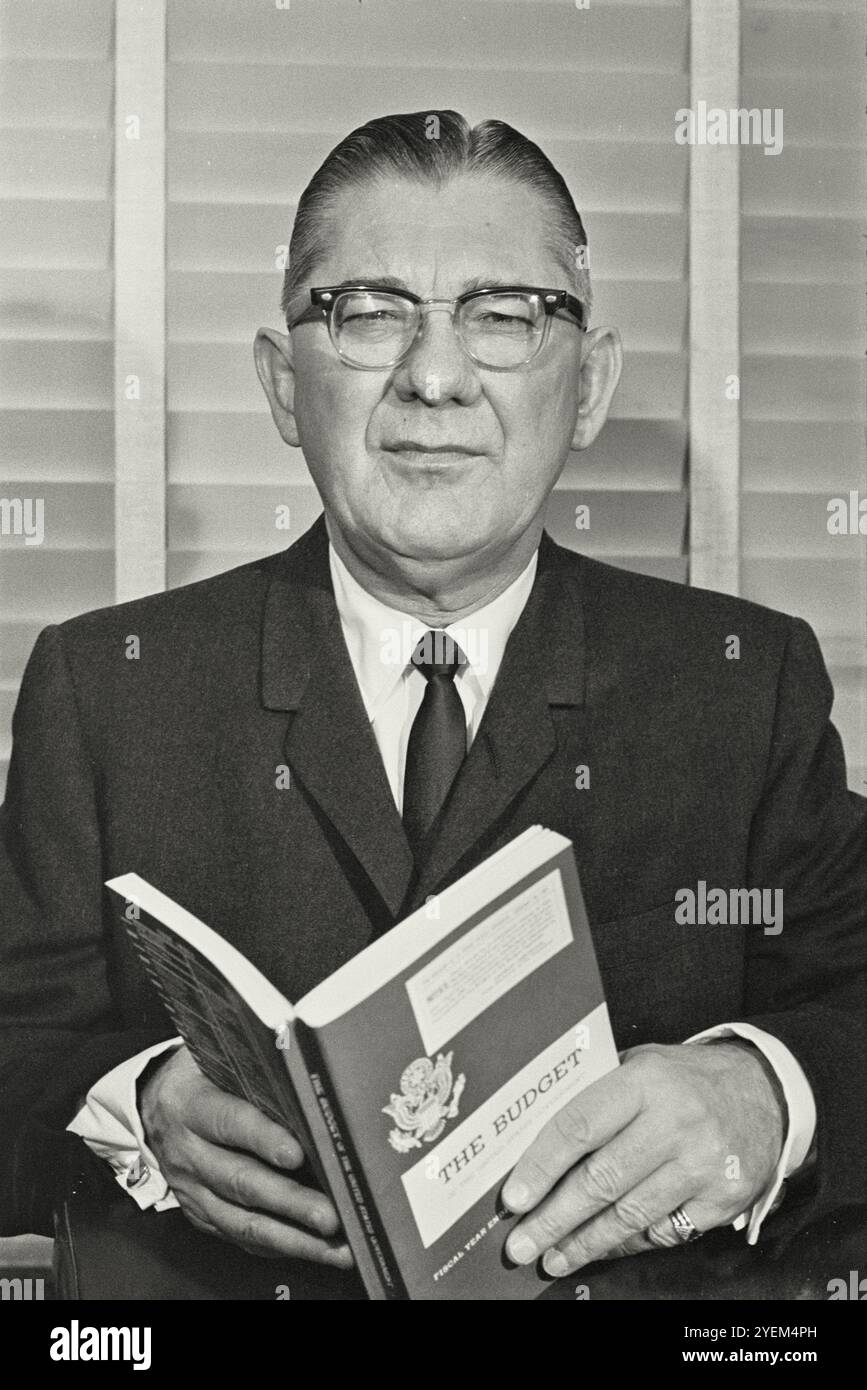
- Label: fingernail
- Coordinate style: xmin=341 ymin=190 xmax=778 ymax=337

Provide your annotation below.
xmin=503 ymin=1181 xmax=530 ymax=1211
xmin=275 ymin=1145 xmax=299 ymax=1169
xmin=543 ymin=1249 xmax=568 ymax=1277
xmin=329 ymin=1245 xmax=354 ymax=1268
xmin=506 ymin=1231 xmax=536 ymax=1265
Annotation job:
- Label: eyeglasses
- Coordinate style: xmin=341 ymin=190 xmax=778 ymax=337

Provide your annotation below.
xmin=287 ymin=284 xmax=587 ymax=371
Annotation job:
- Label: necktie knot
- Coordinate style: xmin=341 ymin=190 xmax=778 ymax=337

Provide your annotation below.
xmin=410 ymin=630 xmax=466 ymax=682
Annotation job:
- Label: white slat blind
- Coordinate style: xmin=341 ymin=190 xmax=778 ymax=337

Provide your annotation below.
xmin=165 ymin=0 xmax=689 ymax=588
xmin=689 ymin=0 xmax=740 ymax=595
xmin=0 ymin=0 xmax=115 ymax=794
xmin=3 ymin=1 xmax=862 ymax=797
xmin=740 ymin=0 xmax=866 ymax=792
xmin=114 ymin=0 xmax=167 ymax=602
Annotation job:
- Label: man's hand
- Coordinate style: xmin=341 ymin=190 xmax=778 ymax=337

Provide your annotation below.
xmin=139 ymin=1045 xmax=352 ymax=1267
xmin=502 ymin=1041 xmax=786 ymax=1277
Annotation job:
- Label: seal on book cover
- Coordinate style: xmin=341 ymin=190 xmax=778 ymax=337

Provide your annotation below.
xmin=383 ymin=1052 xmax=467 ymax=1153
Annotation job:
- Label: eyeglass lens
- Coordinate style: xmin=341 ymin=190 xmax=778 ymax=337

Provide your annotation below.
xmin=330 ymin=290 xmax=547 ymax=368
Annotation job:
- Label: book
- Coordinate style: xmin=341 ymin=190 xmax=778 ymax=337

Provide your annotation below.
xmin=106 ymin=826 xmax=619 ymax=1301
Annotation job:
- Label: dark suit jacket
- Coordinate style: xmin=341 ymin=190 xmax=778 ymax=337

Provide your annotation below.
xmin=1 ymin=515 xmax=865 ymax=1242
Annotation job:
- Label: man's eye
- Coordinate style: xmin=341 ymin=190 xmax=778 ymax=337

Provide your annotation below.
xmin=474 ymin=311 xmax=533 ymax=330
xmin=343 ymin=310 xmax=402 ymax=327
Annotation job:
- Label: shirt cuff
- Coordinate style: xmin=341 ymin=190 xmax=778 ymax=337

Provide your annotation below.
xmin=67 ymin=1037 xmax=184 ymax=1211
xmin=683 ymin=1021 xmax=817 ymax=1245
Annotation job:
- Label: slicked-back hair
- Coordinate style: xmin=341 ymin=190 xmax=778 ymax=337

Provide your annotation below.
xmin=281 ymin=110 xmax=592 ymax=321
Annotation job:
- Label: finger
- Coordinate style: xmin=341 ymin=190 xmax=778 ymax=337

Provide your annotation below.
xmin=505 ymin=1116 xmax=671 ymax=1265
xmin=502 ymin=1069 xmax=643 ymax=1215
xmin=188 ymin=1184 xmax=354 ymax=1266
xmin=537 ymin=1164 xmax=699 ymax=1276
xmin=643 ymin=1199 xmax=711 ymax=1251
xmin=183 ymin=1208 xmax=223 ymax=1240
xmin=606 ymin=1221 xmax=701 ymax=1259
xmin=187 ymin=1081 xmax=305 ymax=1171
xmin=571 ymin=1197 xmax=722 ymax=1263
xmin=188 ymin=1133 xmax=342 ymax=1237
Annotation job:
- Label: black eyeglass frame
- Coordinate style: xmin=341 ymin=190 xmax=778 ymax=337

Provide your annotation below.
xmin=286 ymin=283 xmax=588 ymax=371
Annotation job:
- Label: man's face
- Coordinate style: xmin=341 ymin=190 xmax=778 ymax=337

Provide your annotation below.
xmin=276 ymin=173 xmax=605 ymax=569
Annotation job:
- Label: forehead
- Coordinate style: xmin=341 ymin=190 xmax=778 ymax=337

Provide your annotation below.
xmin=313 ymin=172 xmax=567 ymax=293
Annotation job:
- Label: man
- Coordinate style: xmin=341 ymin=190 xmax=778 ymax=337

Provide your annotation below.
xmin=1 ymin=112 xmax=864 ymax=1287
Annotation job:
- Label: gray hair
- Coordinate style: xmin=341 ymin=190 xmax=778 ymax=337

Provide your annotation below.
xmin=281 ymin=110 xmax=592 ymax=319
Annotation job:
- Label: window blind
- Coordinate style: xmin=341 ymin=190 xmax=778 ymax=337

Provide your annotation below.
xmin=740 ymin=0 xmax=866 ymax=791
xmin=3 ymin=0 xmax=861 ymax=795
xmin=0 ymin=0 xmax=115 ymax=795
xmin=165 ymin=0 xmax=689 ymax=588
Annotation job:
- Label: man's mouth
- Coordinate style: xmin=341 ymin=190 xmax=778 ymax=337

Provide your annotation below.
xmin=383 ymin=442 xmax=483 ymax=456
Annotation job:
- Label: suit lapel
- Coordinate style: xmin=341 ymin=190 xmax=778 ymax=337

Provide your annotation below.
xmin=260 ymin=517 xmax=415 ymax=918
xmin=408 ymin=535 xmax=586 ymax=909
xmin=260 ymin=518 xmax=586 ymax=925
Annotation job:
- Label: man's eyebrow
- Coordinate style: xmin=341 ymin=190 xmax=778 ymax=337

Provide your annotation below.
xmin=460 ymin=276 xmax=529 ymax=293
xmin=328 ymin=275 xmax=533 ymax=293
xmin=329 ymin=275 xmax=410 ymax=291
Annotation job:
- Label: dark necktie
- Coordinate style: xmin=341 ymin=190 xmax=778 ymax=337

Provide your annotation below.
xmin=402 ymin=630 xmax=467 ymax=855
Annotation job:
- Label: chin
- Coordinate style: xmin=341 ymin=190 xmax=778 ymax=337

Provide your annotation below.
xmin=380 ymin=513 xmax=497 ymax=565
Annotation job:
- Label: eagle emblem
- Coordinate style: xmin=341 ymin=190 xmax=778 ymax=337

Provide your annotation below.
xmin=383 ymin=1052 xmax=466 ymax=1153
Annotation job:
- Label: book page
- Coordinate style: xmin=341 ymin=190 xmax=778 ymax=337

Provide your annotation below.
xmin=405 ymin=867 xmax=573 ymax=1055
xmin=107 ymin=873 xmax=293 ymax=1028
xmin=296 ymin=828 xmax=572 ymax=1026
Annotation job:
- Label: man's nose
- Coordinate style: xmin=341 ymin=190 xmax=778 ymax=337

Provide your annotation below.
xmin=392 ymin=306 xmax=481 ymax=405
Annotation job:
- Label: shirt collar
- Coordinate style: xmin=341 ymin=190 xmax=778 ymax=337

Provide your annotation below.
xmin=328 ymin=541 xmax=539 ymax=723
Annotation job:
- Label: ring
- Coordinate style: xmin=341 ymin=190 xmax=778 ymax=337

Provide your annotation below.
xmin=669 ymin=1206 xmax=702 ymax=1244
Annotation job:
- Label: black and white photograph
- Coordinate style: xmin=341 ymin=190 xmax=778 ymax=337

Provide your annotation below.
xmin=0 ymin=0 xmax=865 ymax=1350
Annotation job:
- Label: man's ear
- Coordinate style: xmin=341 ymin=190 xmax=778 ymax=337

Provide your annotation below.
xmin=571 ymin=325 xmax=623 ymax=451
xmin=253 ymin=327 xmax=300 ymax=447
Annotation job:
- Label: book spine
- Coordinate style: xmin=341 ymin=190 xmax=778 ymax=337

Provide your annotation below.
xmin=287 ymin=1023 xmax=407 ymax=1302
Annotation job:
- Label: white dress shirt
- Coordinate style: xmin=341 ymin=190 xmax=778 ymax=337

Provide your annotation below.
xmin=329 ymin=538 xmax=539 ymax=811
xmin=68 ymin=539 xmax=816 ymax=1242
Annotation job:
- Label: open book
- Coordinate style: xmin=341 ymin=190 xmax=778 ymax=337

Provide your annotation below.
xmin=106 ymin=826 xmax=618 ymax=1301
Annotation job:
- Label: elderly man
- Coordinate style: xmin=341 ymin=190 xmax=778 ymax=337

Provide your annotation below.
xmin=1 ymin=112 xmax=864 ymax=1290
